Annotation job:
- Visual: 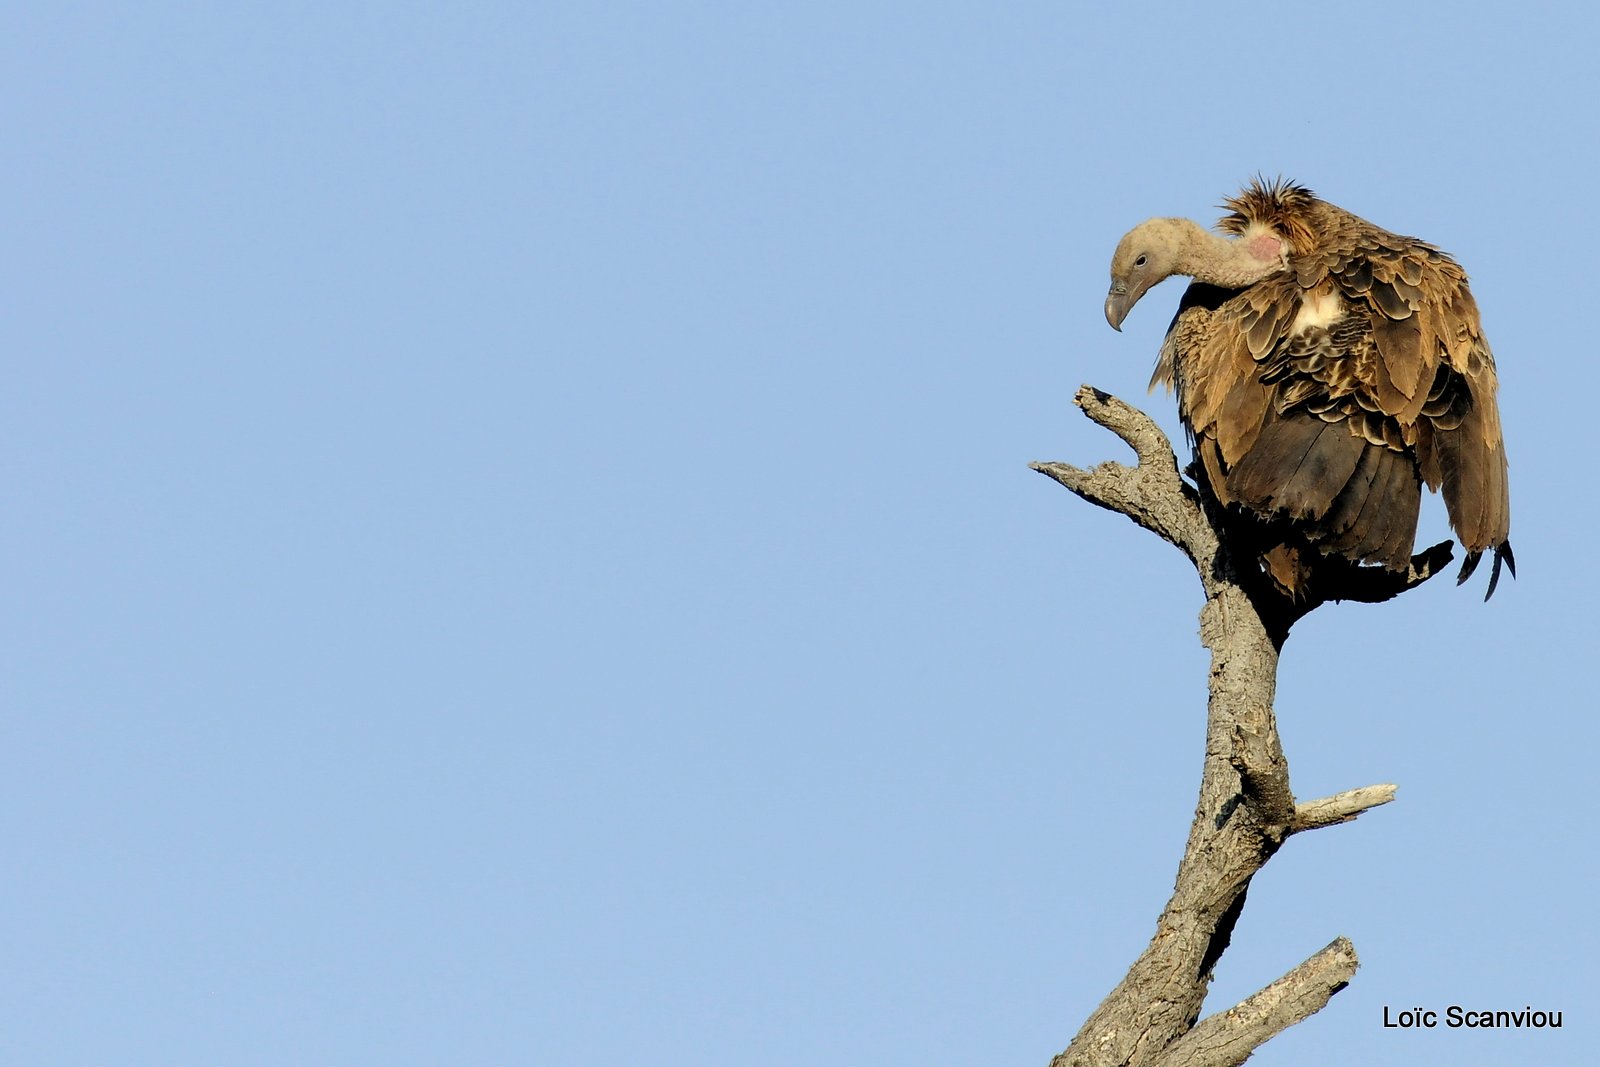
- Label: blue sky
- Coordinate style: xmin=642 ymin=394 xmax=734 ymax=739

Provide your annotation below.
xmin=4 ymin=3 xmax=1594 ymax=1064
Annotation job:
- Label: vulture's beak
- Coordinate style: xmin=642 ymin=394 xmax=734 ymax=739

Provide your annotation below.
xmin=1105 ymin=283 xmax=1131 ymax=332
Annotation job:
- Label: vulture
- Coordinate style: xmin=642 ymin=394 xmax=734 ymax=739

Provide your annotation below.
xmin=1105 ymin=179 xmax=1513 ymax=599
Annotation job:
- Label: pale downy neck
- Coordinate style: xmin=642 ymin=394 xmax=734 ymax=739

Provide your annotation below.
xmin=1170 ymin=218 xmax=1285 ymax=287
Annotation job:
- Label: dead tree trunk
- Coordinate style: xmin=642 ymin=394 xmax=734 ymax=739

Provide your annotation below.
xmin=1032 ymin=386 xmax=1454 ymax=1067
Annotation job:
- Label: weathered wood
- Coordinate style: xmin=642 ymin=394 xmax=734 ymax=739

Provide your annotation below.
xmin=1292 ymin=786 xmax=1397 ymax=833
xmin=1033 ymin=386 xmax=1437 ymax=1067
xmin=1160 ymin=939 xmax=1360 ymax=1067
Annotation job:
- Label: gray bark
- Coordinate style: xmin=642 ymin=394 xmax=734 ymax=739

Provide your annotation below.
xmin=1031 ymin=386 xmax=1441 ymax=1067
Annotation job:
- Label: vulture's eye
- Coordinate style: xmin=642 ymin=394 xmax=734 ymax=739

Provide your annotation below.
xmin=1134 ymin=254 xmax=1148 ymax=267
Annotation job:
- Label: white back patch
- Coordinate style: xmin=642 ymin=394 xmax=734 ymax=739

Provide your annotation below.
xmin=1291 ymin=288 xmax=1344 ymax=334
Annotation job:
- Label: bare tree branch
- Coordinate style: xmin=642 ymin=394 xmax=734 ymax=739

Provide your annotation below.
xmin=1034 ymin=386 xmax=1411 ymax=1067
xmin=1292 ymin=786 xmax=1397 ymax=832
xmin=1030 ymin=386 xmax=1215 ymax=568
xmin=1159 ymin=939 xmax=1360 ymax=1067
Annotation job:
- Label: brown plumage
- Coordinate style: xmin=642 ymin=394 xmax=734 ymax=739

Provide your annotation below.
xmin=1105 ymin=179 xmax=1513 ymax=598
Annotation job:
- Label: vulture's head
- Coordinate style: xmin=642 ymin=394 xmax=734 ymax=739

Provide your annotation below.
xmin=1105 ymin=218 xmax=1188 ymax=331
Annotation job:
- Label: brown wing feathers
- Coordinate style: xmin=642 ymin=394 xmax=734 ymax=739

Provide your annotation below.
xmin=1157 ymin=179 xmax=1512 ymax=597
